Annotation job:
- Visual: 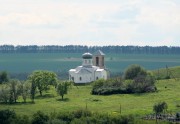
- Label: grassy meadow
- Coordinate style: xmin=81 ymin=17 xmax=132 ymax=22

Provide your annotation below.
xmin=0 ymin=78 xmax=179 ymax=117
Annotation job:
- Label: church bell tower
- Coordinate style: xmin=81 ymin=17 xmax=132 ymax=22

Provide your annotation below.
xmin=93 ymin=50 xmax=105 ymax=69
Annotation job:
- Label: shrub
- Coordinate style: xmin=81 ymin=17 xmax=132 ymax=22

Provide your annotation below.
xmin=124 ymin=65 xmax=147 ymax=80
xmin=31 ymin=111 xmax=49 ymax=124
xmin=56 ymin=112 xmax=73 ymax=123
xmin=46 ymin=119 xmax=67 ymax=124
xmin=0 ymin=109 xmax=16 ymax=124
xmin=91 ymin=78 xmax=126 ymax=95
xmin=14 ymin=115 xmax=30 ymax=124
xmin=72 ymin=109 xmax=92 ymax=119
xmin=91 ymin=72 xmax=156 ymax=95
xmin=176 ymin=112 xmax=180 ymax=121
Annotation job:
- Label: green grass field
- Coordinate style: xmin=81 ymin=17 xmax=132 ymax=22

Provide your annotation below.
xmin=0 ymin=78 xmax=179 ymax=117
xmin=153 ymin=66 xmax=180 ymax=79
xmin=0 ymin=53 xmax=179 ymax=75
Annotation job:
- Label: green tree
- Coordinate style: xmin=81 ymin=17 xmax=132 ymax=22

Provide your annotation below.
xmin=132 ymin=74 xmax=156 ymax=93
xmin=8 ymin=79 xmax=21 ymax=103
xmin=0 ymin=71 xmax=9 ymax=83
xmin=31 ymin=81 xmax=36 ymax=103
xmin=124 ymin=65 xmax=147 ymax=80
xmin=28 ymin=70 xmax=57 ymax=96
xmin=0 ymin=84 xmax=10 ymax=103
xmin=18 ymin=81 xmax=31 ymax=103
xmin=57 ymin=81 xmax=70 ymax=100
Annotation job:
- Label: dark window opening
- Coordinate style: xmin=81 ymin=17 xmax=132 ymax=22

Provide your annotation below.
xmin=79 ymin=77 xmax=82 ymax=81
xmin=96 ymin=57 xmax=99 ymax=66
xmin=72 ymin=77 xmax=74 ymax=81
xmin=102 ymin=57 xmax=104 ymax=66
xmin=96 ymin=77 xmax=98 ymax=80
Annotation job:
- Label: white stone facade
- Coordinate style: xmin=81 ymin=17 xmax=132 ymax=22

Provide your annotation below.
xmin=69 ymin=51 xmax=108 ymax=84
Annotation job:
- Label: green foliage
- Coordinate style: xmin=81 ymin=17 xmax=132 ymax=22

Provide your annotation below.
xmin=153 ymin=101 xmax=168 ymax=114
xmin=124 ymin=64 xmax=147 ymax=80
xmin=72 ymin=109 xmax=92 ymax=119
xmin=127 ymin=74 xmax=156 ymax=93
xmin=0 ymin=84 xmax=10 ymax=103
xmin=56 ymin=111 xmax=74 ymax=123
xmin=28 ymin=70 xmax=58 ymax=96
xmin=14 ymin=115 xmax=30 ymax=124
xmin=32 ymin=111 xmax=49 ymax=124
xmin=0 ymin=71 xmax=9 ymax=83
xmin=18 ymin=81 xmax=31 ymax=103
xmin=153 ymin=101 xmax=168 ymax=122
xmin=8 ymin=79 xmax=22 ymax=103
xmin=56 ymin=81 xmax=71 ymax=100
xmin=0 ymin=109 xmax=135 ymax=124
xmin=0 ymin=109 xmax=16 ymax=124
xmin=0 ymin=79 xmax=31 ymax=104
xmin=0 ymin=79 xmax=22 ymax=104
xmin=0 ymin=79 xmax=179 ymax=120
xmin=91 ymin=78 xmax=127 ymax=95
xmin=92 ymin=73 xmax=156 ymax=95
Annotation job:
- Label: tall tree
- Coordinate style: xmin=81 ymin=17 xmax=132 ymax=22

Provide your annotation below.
xmin=28 ymin=70 xmax=57 ymax=96
xmin=0 ymin=71 xmax=9 ymax=84
xmin=18 ymin=81 xmax=31 ymax=103
xmin=0 ymin=84 xmax=10 ymax=103
xmin=124 ymin=64 xmax=147 ymax=80
xmin=8 ymin=79 xmax=21 ymax=103
xmin=56 ymin=81 xmax=70 ymax=100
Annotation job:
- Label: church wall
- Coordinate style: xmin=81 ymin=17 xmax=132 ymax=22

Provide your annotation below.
xmin=95 ymin=70 xmax=108 ymax=80
xmin=72 ymin=73 xmax=93 ymax=83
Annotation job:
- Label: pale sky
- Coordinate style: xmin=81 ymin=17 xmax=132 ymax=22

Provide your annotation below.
xmin=0 ymin=0 xmax=180 ymax=46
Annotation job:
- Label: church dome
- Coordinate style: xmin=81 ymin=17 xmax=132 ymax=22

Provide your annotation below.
xmin=82 ymin=52 xmax=92 ymax=59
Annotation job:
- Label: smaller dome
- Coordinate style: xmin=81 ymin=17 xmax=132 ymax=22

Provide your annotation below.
xmin=82 ymin=52 xmax=92 ymax=59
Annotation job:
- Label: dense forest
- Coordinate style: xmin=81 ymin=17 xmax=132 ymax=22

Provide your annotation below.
xmin=0 ymin=45 xmax=180 ymax=54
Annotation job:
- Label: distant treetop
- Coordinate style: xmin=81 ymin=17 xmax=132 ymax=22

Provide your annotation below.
xmin=0 ymin=45 xmax=180 ymax=54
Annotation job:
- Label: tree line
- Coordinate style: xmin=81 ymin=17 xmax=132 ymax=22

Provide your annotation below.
xmin=0 ymin=70 xmax=70 ymax=104
xmin=0 ymin=45 xmax=180 ymax=54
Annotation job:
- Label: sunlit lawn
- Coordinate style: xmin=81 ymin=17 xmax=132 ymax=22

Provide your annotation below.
xmin=0 ymin=79 xmax=179 ymax=117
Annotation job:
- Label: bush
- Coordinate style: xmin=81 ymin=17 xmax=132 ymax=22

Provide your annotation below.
xmin=0 ymin=109 xmax=16 ymax=124
xmin=32 ymin=111 xmax=49 ymax=124
xmin=14 ymin=115 xmax=30 ymax=124
xmin=124 ymin=65 xmax=147 ymax=80
xmin=91 ymin=78 xmax=126 ymax=95
xmin=91 ymin=72 xmax=156 ymax=95
xmin=56 ymin=112 xmax=73 ymax=123
xmin=72 ymin=109 xmax=92 ymax=119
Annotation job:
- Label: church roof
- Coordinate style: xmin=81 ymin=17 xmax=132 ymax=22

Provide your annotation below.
xmin=96 ymin=69 xmax=104 ymax=72
xmin=76 ymin=68 xmax=92 ymax=74
xmin=93 ymin=50 xmax=105 ymax=56
xmin=82 ymin=52 xmax=93 ymax=59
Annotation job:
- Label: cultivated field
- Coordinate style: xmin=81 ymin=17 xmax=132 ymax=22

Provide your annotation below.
xmin=0 ymin=53 xmax=179 ymax=75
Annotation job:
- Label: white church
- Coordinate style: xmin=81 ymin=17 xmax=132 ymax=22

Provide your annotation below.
xmin=69 ymin=50 xmax=109 ymax=84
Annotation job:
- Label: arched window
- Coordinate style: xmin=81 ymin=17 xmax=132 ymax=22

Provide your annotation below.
xmin=72 ymin=77 xmax=74 ymax=81
xmin=96 ymin=77 xmax=98 ymax=80
xmin=79 ymin=77 xmax=82 ymax=81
